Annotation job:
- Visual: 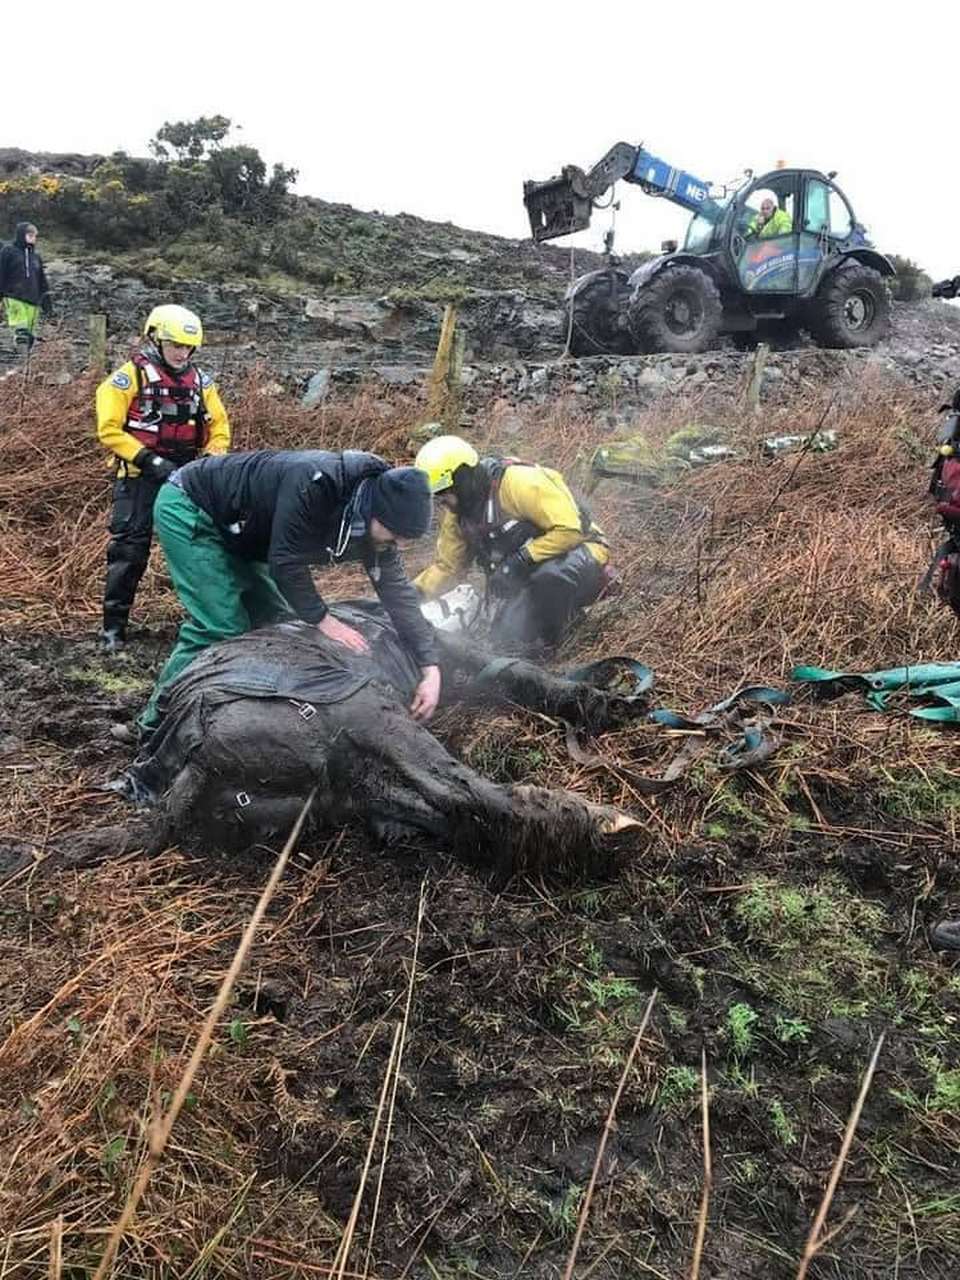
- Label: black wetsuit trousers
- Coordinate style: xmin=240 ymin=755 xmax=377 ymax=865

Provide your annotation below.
xmin=102 ymin=474 xmax=163 ymax=635
xmin=493 ymin=545 xmax=604 ymax=652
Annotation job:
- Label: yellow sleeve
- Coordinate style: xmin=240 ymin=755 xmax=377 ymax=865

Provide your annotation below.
xmin=201 ymin=380 xmax=231 ymax=454
xmin=95 ymin=364 xmax=142 ymax=466
xmin=412 ymin=507 xmax=472 ymax=597
xmin=499 ymin=465 xmax=586 ymax=563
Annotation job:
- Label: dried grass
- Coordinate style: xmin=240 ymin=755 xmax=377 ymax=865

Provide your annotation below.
xmin=0 ymin=851 xmax=341 ymax=1277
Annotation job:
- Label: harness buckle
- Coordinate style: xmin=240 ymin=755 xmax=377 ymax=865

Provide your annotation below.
xmin=236 ymin=791 xmax=251 ymax=808
xmin=291 ymin=700 xmax=317 ymax=721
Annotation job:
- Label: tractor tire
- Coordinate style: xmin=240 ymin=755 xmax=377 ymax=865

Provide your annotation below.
xmin=808 ymin=262 xmax=890 ymax=349
xmin=629 ymin=266 xmax=723 ymax=354
xmin=565 ymin=276 xmax=634 ymax=357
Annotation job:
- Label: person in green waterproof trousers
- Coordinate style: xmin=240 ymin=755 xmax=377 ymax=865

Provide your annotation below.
xmin=0 ymin=222 xmax=52 ymax=353
xmin=137 ymin=448 xmax=441 ymax=738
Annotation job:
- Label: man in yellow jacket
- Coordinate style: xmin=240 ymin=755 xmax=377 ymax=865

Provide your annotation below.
xmin=96 ymin=304 xmax=230 ymax=651
xmin=746 ymin=197 xmax=793 ymax=239
xmin=414 ymin=435 xmax=611 ymax=652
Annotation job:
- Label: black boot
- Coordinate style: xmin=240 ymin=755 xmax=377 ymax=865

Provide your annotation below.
xmin=14 ymin=328 xmax=35 ymax=356
xmin=101 ymin=627 xmax=126 ymax=653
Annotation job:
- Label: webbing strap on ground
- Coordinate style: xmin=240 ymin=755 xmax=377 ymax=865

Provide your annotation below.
xmin=793 ymin=662 xmax=960 ymax=723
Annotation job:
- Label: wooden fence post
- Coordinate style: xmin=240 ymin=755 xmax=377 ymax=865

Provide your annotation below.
xmin=426 ymin=304 xmax=461 ymax=428
xmin=89 ymin=314 xmax=108 ymax=375
xmin=743 ymin=342 xmax=769 ymax=414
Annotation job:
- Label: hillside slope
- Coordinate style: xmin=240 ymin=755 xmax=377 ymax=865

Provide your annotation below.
xmin=0 ymin=146 xmax=619 ymax=298
xmin=4 ymin=147 xmax=959 ymax=392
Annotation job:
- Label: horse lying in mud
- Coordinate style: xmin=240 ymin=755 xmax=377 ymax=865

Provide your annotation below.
xmin=125 ymin=602 xmax=648 ymax=877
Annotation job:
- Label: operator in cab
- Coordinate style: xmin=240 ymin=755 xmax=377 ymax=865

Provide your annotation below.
xmin=746 ymin=196 xmax=793 ymax=239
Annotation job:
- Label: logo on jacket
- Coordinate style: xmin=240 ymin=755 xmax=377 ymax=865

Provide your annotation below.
xmin=112 ymin=371 xmax=132 ymax=389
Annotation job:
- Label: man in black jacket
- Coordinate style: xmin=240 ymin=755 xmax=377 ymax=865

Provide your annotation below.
xmin=137 ymin=449 xmax=440 ymax=734
xmin=0 ymin=222 xmax=52 ymax=352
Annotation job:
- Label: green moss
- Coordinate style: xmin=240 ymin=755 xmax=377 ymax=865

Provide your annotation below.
xmin=730 ymin=876 xmax=887 ymax=1018
xmin=774 ymin=1014 xmax=811 ymax=1044
xmin=891 ymin=1059 xmax=960 ymax=1117
xmin=387 ymin=279 xmax=470 ymax=305
xmin=547 ymin=1183 xmax=584 ymax=1237
xmin=732 ymin=1157 xmax=761 ymax=1184
xmin=704 ymin=780 xmax=769 ymax=831
xmin=879 ymin=766 xmax=960 ymax=820
xmin=664 ymin=1004 xmax=689 ymax=1033
xmin=703 ymin=822 xmax=730 ymax=839
xmin=65 ymin=666 xmax=152 ymax=695
xmin=768 ymin=1099 xmax=797 ymax=1147
xmin=727 ymin=1002 xmax=759 ymax=1057
xmin=665 ymin=424 xmax=725 ymax=455
xmin=583 ymin=976 xmax=640 ymax=1008
xmin=582 ymin=940 xmax=603 ymax=974
xmin=658 ymin=1064 xmax=700 ymax=1113
xmin=930 ymin=1067 xmax=960 ymax=1114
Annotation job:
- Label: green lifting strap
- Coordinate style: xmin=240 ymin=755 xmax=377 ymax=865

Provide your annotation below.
xmin=792 ymin=663 xmax=960 ymax=724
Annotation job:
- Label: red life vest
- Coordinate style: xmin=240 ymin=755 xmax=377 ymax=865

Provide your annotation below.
xmin=123 ymin=353 xmax=208 ymax=462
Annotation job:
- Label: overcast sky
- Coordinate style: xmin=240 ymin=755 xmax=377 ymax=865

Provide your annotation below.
xmin=9 ymin=2 xmax=958 ymax=277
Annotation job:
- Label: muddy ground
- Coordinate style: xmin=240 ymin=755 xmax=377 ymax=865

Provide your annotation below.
xmin=3 ymin=618 xmax=960 ymax=1279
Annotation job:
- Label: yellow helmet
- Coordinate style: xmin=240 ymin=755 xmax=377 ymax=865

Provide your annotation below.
xmin=415 ymin=434 xmax=479 ymax=493
xmin=143 ymin=304 xmax=204 ymax=347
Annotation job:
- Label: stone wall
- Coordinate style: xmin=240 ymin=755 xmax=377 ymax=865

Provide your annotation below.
xmin=10 ymin=260 xmax=960 ymax=415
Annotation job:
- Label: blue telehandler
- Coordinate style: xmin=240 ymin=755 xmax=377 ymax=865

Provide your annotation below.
xmin=523 ymin=141 xmax=895 ymax=355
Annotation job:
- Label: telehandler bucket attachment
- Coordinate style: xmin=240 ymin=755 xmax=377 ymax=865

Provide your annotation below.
xmin=523 ymin=168 xmax=593 ymax=242
xmin=524 ymin=143 xmax=639 ymax=241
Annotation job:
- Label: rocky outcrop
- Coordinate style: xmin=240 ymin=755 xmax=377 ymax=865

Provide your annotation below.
xmin=0 ymin=148 xmax=105 ymax=178
xmin=39 ymin=258 xmax=564 ymax=371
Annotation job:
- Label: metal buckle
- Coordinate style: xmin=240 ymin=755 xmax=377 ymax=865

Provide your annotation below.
xmin=291 ymin=700 xmax=316 ymax=721
xmin=236 ymin=791 xmax=251 ymax=808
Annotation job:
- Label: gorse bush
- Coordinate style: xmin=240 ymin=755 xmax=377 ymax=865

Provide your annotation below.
xmin=888 ymin=254 xmax=932 ymax=302
xmin=149 ymin=115 xmax=233 ymax=162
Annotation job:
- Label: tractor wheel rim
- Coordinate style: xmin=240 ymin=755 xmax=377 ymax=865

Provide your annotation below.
xmin=843 ymin=291 xmax=874 ymax=331
xmin=666 ymin=289 xmax=702 ymax=336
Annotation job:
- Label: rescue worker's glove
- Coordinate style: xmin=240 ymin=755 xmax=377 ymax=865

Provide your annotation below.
xmin=933 ymin=277 xmax=960 ymax=300
xmin=489 ymin=549 xmax=533 ymax=600
xmin=133 ymin=448 xmax=177 ymax=482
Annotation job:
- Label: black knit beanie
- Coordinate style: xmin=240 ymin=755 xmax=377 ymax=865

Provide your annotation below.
xmin=369 ymin=467 xmax=432 ymax=539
